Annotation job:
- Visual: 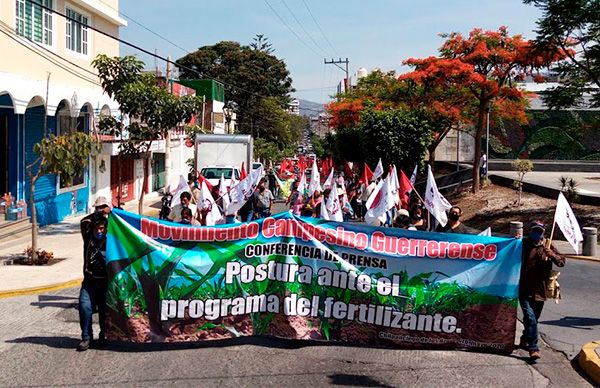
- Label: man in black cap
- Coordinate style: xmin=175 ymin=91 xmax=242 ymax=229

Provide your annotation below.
xmin=519 ymin=220 xmax=566 ymax=360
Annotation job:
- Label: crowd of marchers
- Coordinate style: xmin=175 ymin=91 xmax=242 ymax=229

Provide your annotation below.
xmin=73 ymin=157 xmax=565 ymax=363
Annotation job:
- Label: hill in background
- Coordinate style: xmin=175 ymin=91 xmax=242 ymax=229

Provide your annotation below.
xmin=299 ymin=99 xmax=325 ymax=117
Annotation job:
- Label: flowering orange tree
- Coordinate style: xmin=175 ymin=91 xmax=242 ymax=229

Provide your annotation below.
xmin=401 ymin=26 xmax=567 ymax=192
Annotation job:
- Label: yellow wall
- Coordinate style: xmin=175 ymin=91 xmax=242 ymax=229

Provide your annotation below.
xmin=0 ymin=0 xmax=122 ymax=91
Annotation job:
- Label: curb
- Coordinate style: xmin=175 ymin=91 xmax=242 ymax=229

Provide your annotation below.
xmin=0 ymin=278 xmax=82 ymax=299
xmin=565 ymin=255 xmax=600 ymax=263
xmin=578 ymin=341 xmax=600 ymax=385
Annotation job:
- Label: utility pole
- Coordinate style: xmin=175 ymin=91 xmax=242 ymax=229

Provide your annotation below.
xmin=324 ymin=58 xmax=350 ymax=92
xmin=164 ymin=56 xmax=172 ymax=191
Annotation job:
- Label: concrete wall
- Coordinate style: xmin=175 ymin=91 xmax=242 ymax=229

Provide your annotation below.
xmin=90 ymin=153 xmax=111 ymax=204
xmin=434 ymin=128 xmax=476 ymax=163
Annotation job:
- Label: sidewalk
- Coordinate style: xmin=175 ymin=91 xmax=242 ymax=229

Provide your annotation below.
xmin=490 ymin=171 xmax=600 ymax=198
xmin=0 ymin=192 xmax=162 ymax=297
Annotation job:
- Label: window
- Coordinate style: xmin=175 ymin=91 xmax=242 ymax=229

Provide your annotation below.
xmin=65 ymin=7 xmax=88 ymax=55
xmin=59 ymin=172 xmax=85 ymax=192
xmin=15 ymin=0 xmax=53 ymax=45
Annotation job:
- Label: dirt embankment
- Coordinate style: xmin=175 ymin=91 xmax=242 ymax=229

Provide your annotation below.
xmin=446 ymin=184 xmax=600 ymax=237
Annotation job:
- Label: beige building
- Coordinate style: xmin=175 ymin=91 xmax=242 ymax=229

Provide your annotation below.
xmin=0 ymin=0 xmax=126 ymax=225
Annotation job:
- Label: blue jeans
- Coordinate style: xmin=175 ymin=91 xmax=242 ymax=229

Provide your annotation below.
xmin=519 ymin=296 xmax=544 ymax=351
xmin=255 ymin=208 xmax=270 ymax=219
xmin=79 ymin=280 xmax=107 ymax=341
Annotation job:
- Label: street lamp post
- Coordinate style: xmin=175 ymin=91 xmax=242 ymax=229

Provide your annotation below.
xmin=485 ymin=107 xmax=490 ymax=178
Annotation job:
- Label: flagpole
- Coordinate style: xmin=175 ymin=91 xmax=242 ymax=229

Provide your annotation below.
xmin=547 ymin=220 xmax=556 ymax=248
xmin=546 ymin=194 xmax=559 ymax=248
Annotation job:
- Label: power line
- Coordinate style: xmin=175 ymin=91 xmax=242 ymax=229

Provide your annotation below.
xmin=0 ymin=21 xmax=100 ymax=80
xmin=281 ymin=0 xmax=328 ymax=57
xmin=262 ymin=0 xmax=323 ymax=59
xmin=294 ymin=86 xmax=337 ymax=92
xmin=29 ymin=2 xmax=326 ymax=114
xmin=0 ymin=25 xmax=101 ymax=88
xmin=98 ymin=0 xmax=189 ymax=54
xmin=300 ymin=0 xmax=340 ymax=57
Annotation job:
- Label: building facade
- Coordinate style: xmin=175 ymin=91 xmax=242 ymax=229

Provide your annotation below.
xmin=0 ymin=0 xmax=126 ymax=225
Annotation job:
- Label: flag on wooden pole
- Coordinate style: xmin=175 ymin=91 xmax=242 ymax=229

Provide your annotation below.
xmin=553 ymin=192 xmax=583 ymax=254
xmin=424 ymin=165 xmax=452 ymax=227
xmin=373 ymin=158 xmax=384 ymax=180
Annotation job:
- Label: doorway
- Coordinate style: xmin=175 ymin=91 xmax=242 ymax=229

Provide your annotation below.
xmin=0 ymin=115 xmax=8 ymax=195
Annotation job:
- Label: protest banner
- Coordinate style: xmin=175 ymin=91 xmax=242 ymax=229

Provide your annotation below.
xmin=105 ymin=209 xmax=522 ymax=352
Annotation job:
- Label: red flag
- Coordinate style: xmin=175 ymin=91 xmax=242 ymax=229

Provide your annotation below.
xmin=359 ymin=162 xmax=374 ymax=185
xmin=197 ymin=173 xmax=214 ymax=192
xmin=298 ymin=155 xmax=306 ymax=171
xmin=320 ymin=158 xmax=329 ymax=179
xmin=279 ymin=159 xmax=288 ymax=173
xmin=344 ymin=161 xmax=353 ymax=178
xmin=240 ymin=162 xmax=248 ymax=180
xmin=399 ymin=170 xmax=414 ymax=209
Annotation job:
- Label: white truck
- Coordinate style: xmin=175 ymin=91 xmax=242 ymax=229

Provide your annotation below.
xmin=195 ymin=134 xmax=254 ymax=187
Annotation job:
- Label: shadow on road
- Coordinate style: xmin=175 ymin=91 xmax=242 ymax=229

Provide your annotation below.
xmin=30 ymin=294 xmax=78 ymax=310
xmin=328 ymin=373 xmax=393 ymax=387
xmin=7 ymin=336 xmax=80 ymax=349
xmin=541 ymin=316 xmax=600 ymax=329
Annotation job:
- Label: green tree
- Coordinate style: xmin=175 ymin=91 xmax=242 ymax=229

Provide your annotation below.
xmin=525 ymin=0 xmax=600 ymax=108
xmin=250 ymin=34 xmax=274 ymax=54
xmin=93 ymin=55 xmax=203 ymax=214
xmin=512 ymin=159 xmax=534 ymax=206
xmin=332 ymin=107 xmax=433 ymax=173
xmin=250 ymin=98 xmax=306 ymax=164
xmin=175 ymin=39 xmax=294 ymax=139
xmin=28 ymin=132 xmax=99 ymax=262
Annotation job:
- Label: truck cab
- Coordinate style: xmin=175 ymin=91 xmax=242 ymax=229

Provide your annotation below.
xmin=200 ymin=166 xmax=241 ymax=188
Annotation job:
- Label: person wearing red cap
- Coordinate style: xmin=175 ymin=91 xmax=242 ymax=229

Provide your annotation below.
xmin=519 ymin=220 xmax=566 ymax=360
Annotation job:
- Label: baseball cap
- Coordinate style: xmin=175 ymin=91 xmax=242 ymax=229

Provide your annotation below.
xmin=94 ymin=196 xmax=110 ymax=208
xmin=529 ymin=220 xmax=545 ymax=231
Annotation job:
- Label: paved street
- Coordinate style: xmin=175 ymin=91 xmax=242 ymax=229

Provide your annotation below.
xmin=0 ymin=200 xmax=596 ymax=387
xmin=0 ymin=287 xmax=593 ymax=387
xmin=538 ymin=259 xmax=600 ymax=359
xmin=490 ymin=171 xmax=600 ymax=198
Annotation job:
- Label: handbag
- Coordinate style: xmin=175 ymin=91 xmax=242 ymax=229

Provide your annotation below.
xmin=546 ymin=270 xmax=561 ymax=303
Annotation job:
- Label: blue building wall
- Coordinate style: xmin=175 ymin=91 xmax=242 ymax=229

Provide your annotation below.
xmin=0 ymin=94 xmax=19 ymax=199
xmin=22 ymin=105 xmax=89 ymax=226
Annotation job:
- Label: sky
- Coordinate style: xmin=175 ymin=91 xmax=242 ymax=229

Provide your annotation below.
xmin=118 ymin=0 xmax=543 ymax=104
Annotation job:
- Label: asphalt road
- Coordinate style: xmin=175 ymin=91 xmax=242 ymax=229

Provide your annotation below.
xmin=536 ymin=259 xmax=600 ymax=359
xmin=0 ymin=204 xmax=595 ymax=387
xmin=0 ymin=288 xmax=592 ymax=387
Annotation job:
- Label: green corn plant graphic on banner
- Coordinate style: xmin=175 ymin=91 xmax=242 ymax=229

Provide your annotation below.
xmin=105 ymin=208 xmax=522 ymax=352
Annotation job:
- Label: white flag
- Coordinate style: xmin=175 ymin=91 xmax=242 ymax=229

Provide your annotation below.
xmin=199 ymin=181 xmax=222 ymax=226
xmin=323 ymin=169 xmax=334 ymax=189
xmin=554 ymin=192 xmax=583 ymax=254
xmin=219 ymin=174 xmax=231 ymax=216
xmin=373 ymin=158 xmax=384 ymax=180
xmin=169 ymin=175 xmax=191 ymax=207
xmin=297 ymin=170 xmax=307 ymax=195
xmin=227 ymin=166 xmax=263 ymax=215
xmin=338 ymin=176 xmax=350 ymax=207
xmin=366 ymin=175 xmax=395 ymax=220
xmin=326 ymin=181 xmax=344 ymax=222
xmin=478 ymin=227 xmax=492 ymax=236
xmin=308 ymin=159 xmax=322 ymax=197
xmin=390 ymin=165 xmax=400 ymax=205
xmin=320 ymin=193 xmax=330 ymax=220
xmin=410 ymin=165 xmax=418 ymax=187
xmin=424 ymin=165 xmax=452 ymax=227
